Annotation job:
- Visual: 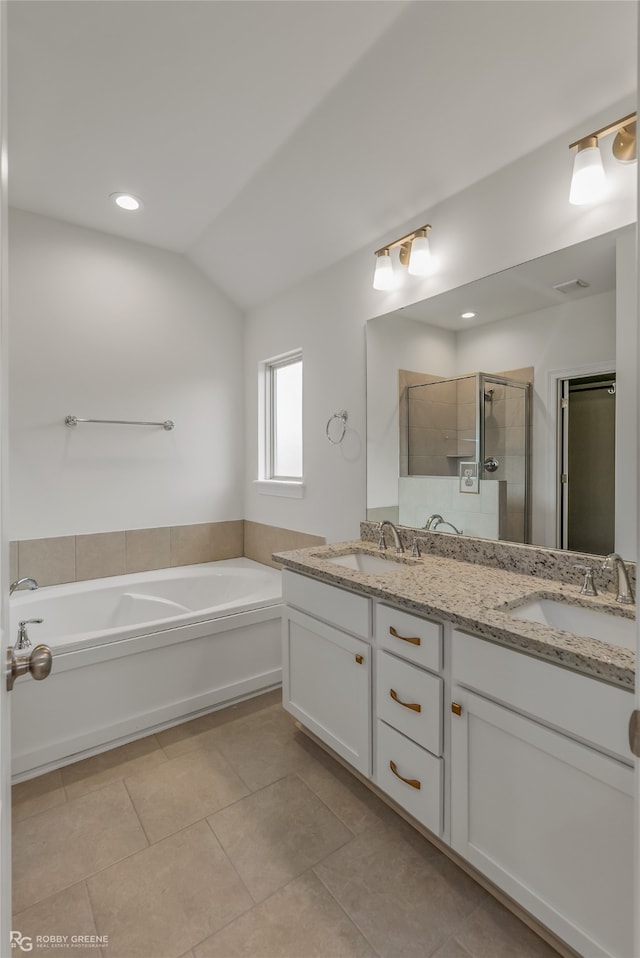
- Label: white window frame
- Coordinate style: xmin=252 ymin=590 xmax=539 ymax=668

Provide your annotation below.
xmin=255 ymin=349 xmax=305 ymax=498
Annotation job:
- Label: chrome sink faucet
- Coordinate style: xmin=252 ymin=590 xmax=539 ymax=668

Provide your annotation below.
xmin=10 ymin=577 xmax=39 ymax=597
xmin=377 ymin=521 xmax=404 ymax=554
xmin=424 ymin=514 xmax=443 ymax=530
xmin=431 ymin=517 xmax=463 ymax=535
xmin=601 ymin=553 xmax=634 ymax=605
xmin=411 ymin=536 xmax=432 ymax=557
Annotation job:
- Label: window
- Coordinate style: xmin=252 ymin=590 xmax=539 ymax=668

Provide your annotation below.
xmin=256 ymin=350 xmax=304 ymax=497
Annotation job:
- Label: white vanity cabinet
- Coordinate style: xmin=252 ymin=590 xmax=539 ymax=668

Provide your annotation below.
xmin=374 ymin=604 xmax=445 ymax=835
xmin=282 ymin=570 xmax=372 ymax=776
xmin=450 ymin=628 xmax=634 ymax=958
xmin=280 ymin=565 xmax=636 ymax=958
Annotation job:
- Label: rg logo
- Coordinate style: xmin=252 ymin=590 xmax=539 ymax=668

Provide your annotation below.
xmin=10 ymin=931 xmax=33 ymax=952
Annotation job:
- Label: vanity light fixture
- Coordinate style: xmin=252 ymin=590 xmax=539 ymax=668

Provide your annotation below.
xmin=569 ymin=112 xmax=636 ymax=205
xmin=373 ymin=249 xmax=395 ymax=290
xmin=373 ymin=224 xmax=432 ymax=289
xmin=110 ymin=192 xmax=144 ymax=212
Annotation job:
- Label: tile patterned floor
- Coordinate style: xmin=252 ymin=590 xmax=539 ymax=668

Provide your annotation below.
xmin=12 ymin=690 xmax=562 ymax=958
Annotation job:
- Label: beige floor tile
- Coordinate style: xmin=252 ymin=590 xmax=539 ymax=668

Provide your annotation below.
xmin=157 ymin=690 xmax=283 ymax=759
xmin=87 ymin=820 xmax=253 ymax=958
xmin=296 ymin=740 xmax=390 ymax=835
xmin=62 ymin=735 xmax=168 ymax=800
xmin=314 ymin=821 xmax=486 ymax=958
xmin=206 ymin=708 xmax=312 ymax=791
xmin=125 ymin=746 xmax=249 ymax=843
xmin=12 ymin=769 xmax=66 ymax=823
xmin=13 ymin=781 xmax=148 ymax=913
xmin=432 ymin=937 xmax=475 ymax=958
xmin=454 ymin=898 xmax=561 ymax=958
xmin=194 ymin=871 xmax=376 ymax=958
xmin=208 ymin=775 xmax=352 ymax=903
xmin=13 ymin=882 xmax=103 ymax=958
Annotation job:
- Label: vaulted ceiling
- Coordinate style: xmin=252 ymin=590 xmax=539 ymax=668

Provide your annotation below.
xmin=7 ymin=1 xmax=637 ymax=310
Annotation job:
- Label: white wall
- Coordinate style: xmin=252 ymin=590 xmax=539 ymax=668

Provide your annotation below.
xmin=9 ymin=209 xmax=244 ymax=539
xmin=244 ymin=99 xmax=636 ymax=544
xmin=366 ymin=315 xmax=456 ymax=511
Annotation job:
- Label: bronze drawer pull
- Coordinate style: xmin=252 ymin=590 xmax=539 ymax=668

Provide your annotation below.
xmin=389 ymin=688 xmax=422 ymax=713
xmin=389 ymin=626 xmax=421 ymax=646
xmin=355 ymin=654 xmax=364 ymax=665
xmin=389 ymin=760 xmax=421 ymax=790
xmin=451 ymin=702 xmax=463 ymax=716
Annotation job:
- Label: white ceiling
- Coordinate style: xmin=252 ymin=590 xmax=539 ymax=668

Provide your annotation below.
xmin=7 ymin=1 xmax=637 ymax=311
xmin=395 ymin=227 xmax=623 ymax=332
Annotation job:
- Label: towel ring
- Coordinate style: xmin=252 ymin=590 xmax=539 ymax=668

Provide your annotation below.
xmin=326 ymin=410 xmax=348 ymax=445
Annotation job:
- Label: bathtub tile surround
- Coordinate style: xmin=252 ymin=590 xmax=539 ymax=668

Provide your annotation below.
xmin=124 ymin=526 xmax=171 ymax=574
xmin=11 ymin=519 xmax=324 ymax=587
xmin=17 ymin=535 xmax=76 ymax=587
xmin=12 ymin=692 xmax=560 ymax=958
xmin=75 ymin=531 xmax=126 ymax=582
xmin=244 ymin=519 xmax=325 ymax=568
xmin=170 ymin=520 xmax=243 ymax=567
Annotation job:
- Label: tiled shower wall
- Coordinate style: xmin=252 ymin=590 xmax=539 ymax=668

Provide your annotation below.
xmin=10 ymin=521 xmax=325 ymax=586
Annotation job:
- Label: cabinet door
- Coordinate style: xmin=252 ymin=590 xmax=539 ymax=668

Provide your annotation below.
xmin=282 ymin=608 xmax=371 ymax=776
xmin=450 ymin=689 xmax=633 ymax=958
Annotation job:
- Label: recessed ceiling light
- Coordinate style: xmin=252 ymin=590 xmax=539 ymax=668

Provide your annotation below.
xmin=110 ymin=192 xmax=143 ymax=212
xmin=461 ymin=311 xmax=476 ymax=319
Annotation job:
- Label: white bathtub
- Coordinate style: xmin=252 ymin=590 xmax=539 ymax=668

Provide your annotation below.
xmin=11 ymin=559 xmax=283 ymax=780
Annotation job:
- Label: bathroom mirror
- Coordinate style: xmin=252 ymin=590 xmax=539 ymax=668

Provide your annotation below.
xmin=366 ymin=225 xmax=635 ymax=555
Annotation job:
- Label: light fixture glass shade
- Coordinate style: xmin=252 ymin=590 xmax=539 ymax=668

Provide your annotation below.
xmin=373 ymin=251 xmax=395 ymax=290
xmin=569 ymin=144 xmax=606 ymax=205
xmin=407 ymin=233 xmax=432 ymax=275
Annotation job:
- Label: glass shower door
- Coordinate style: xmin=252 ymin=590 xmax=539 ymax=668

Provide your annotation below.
xmin=481 ymin=376 xmax=530 ymax=543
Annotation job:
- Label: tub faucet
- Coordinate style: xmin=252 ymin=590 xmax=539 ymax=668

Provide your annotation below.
xmin=10 ymin=577 xmax=39 ymax=597
xmin=377 ymin=521 xmax=404 ymax=554
xmin=601 ymin=554 xmax=634 ymax=605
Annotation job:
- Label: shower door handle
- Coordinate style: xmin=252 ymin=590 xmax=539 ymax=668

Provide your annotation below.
xmin=6 ymin=643 xmax=52 ymax=691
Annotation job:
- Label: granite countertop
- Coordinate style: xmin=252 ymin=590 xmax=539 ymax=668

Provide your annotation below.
xmin=274 ymin=540 xmax=636 ymax=691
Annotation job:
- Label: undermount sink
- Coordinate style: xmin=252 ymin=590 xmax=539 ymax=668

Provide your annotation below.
xmin=324 ymin=552 xmax=407 ymax=574
xmin=509 ymin=597 xmax=636 ymax=651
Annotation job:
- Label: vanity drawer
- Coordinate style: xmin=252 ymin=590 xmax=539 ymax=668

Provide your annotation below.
xmin=376 ymin=651 xmax=443 ymax=755
xmin=376 ymin=604 xmax=442 ymax=671
xmin=375 ymin=719 xmax=443 ymax=835
xmin=283 ymin=569 xmax=371 ymax=638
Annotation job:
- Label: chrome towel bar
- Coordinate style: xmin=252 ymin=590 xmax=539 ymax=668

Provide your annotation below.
xmin=65 ymin=416 xmax=174 ymax=431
